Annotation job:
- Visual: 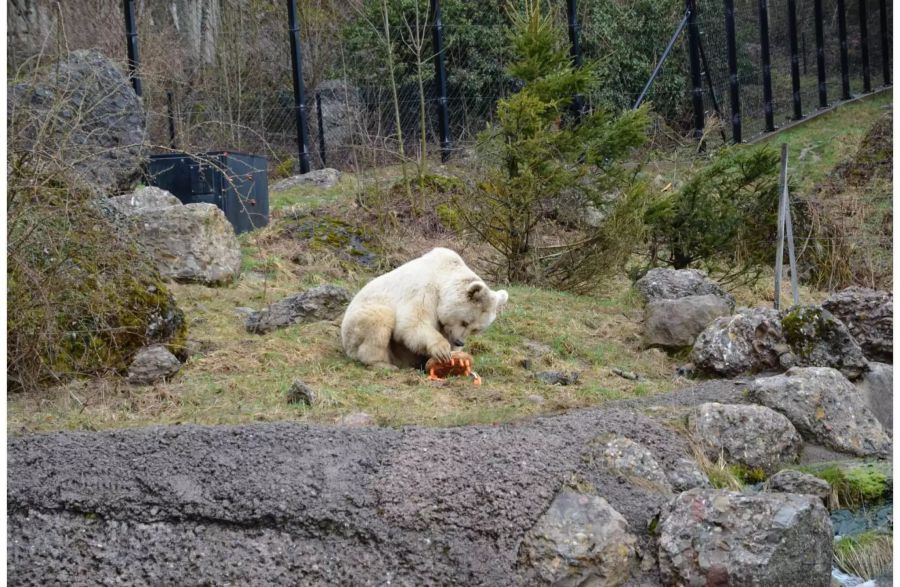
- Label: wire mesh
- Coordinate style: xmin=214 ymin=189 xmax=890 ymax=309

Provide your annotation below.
xmin=6 ymin=0 xmax=891 ymax=173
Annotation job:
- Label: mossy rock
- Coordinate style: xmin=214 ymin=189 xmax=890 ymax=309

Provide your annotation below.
xmin=781 ymin=305 xmax=868 ymax=379
xmin=781 ymin=306 xmax=826 ymax=356
xmin=7 ymin=167 xmax=187 ymax=391
xmin=282 ymin=214 xmax=379 ymax=266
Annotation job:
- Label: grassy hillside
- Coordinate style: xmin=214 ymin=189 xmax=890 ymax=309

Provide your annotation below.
xmin=7 ymin=91 xmax=891 ymax=434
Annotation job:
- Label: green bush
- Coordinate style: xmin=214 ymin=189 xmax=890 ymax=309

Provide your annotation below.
xmin=644 ymin=145 xmax=781 ymax=284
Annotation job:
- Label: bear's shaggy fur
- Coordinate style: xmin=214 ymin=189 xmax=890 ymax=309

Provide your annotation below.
xmin=341 ymin=248 xmax=508 ymax=369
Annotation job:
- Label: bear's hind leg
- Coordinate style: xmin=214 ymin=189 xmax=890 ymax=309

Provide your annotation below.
xmin=343 ymin=305 xmax=397 ymax=369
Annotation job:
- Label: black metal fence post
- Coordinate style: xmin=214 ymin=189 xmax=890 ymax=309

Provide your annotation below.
xmin=566 ymin=0 xmax=585 ymax=119
xmin=686 ymin=0 xmax=705 ymax=141
xmin=431 ymin=0 xmax=451 ymax=162
xmin=316 ymin=92 xmax=327 ymax=168
xmin=859 ymin=0 xmax=871 ymax=92
xmin=166 ymin=90 xmax=176 ymax=148
xmin=724 ymin=0 xmax=741 ymax=143
xmin=837 ymin=0 xmax=851 ymax=100
xmin=122 ymin=0 xmax=142 ymax=97
xmin=814 ymin=0 xmax=827 ymax=107
xmin=879 ymin=0 xmax=890 ymax=85
xmin=287 ymin=0 xmax=311 ymax=174
xmin=758 ymin=0 xmax=775 ymax=131
xmin=787 ymin=0 xmax=803 ymax=120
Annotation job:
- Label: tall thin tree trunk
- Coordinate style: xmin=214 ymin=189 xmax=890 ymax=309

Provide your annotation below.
xmin=381 ymin=0 xmax=413 ymax=208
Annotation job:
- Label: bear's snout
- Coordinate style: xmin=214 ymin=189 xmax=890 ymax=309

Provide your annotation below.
xmin=452 ymin=338 xmax=464 ymax=348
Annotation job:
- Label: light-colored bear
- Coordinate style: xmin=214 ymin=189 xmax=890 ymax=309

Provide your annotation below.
xmin=341 ymin=248 xmax=509 ymax=369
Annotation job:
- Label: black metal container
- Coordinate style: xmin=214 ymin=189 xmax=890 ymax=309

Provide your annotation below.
xmin=147 ymin=151 xmax=269 ymax=235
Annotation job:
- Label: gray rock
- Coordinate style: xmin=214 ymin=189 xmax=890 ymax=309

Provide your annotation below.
xmin=271 ymin=168 xmax=341 ymax=191
xmin=691 ymin=308 xmax=785 ymax=377
xmin=855 ymin=363 xmax=893 ymax=432
xmin=658 ymin=489 xmax=833 ymax=587
xmin=765 ymin=470 xmax=831 ymax=502
xmin=526 ymin=394 xmax=545 ymax=405
xmin=590 ymin=435 xmax=673 ymax=494
xmin=128 ymin=344 xmax=181 ymax=385
xmin=338 ymin=412 xmax=374 ymax=427
xmin=666 ymin=458 xmax=711 ymax=491
xmin=782 ymin=305 xmax=869 ymax=380
xmin=9 ymin=50 xmax=147 ymax=194
xmin=108 ymin=186 xmax=181 ymax=213
xmin=245 ymin=285 xmax=351 ymax=334
xmin=643 ymin=294 xmax=733 ymax=349
xmin=688 ymin=402 xmax=802 ymax=475
xmin=634 ymin=268 xmax=735 ymax=309
xmin=286 ymin=380 xmax=316 ymax=406
xmin=519 ymin=488 xmax=638 ymax=587
xmin=822 ymin=287 xmax=892 ymax=363
xmin=314 ymin=79 xmax=363 ymax=149
xmin=533 ymin=371 xmax=580 ymax=386
xmin=124 ymin=201 xmax=242 ymax=285
xmin=748 ymin=367 xmax=892 ymax=458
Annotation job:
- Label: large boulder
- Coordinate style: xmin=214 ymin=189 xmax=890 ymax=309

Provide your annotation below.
xmin=822 ymin=287 xmax=892 ymax=363
xmin=748 ymin=367 xmax=892 ymax=458
xmin=658 ymin=489 xmax=833 ymax=587
xmin=108 ymin=186 xmax=181 ymax=212
xmin=314 ymin=79 xmax=363 ymax=149
xmin=691 ymin=308 xmax=787 ymax=376
xmin=855 ymin=363 xmax=893 ymax=432
xmin=110 ymin=187 xmax=241 ymax=285
xmin=634 ymin=268 xmax=734 ymax=309
xmin=245 ymin=285 xmax=351 ymax=334
xmin=642 ymin=294 xmax=733 ymax=349
xmin=518 ymin=488 xmax=638 ymax=587
xmin=9 ymin=50 xmax=147 ymax=194
xmin=688 ymin=402 xmax=802 ymax=475
xmin=781 ymin=305 xmax=869 ymax=380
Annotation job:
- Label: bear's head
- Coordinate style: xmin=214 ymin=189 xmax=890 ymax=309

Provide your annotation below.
xmin=437 ymin=280 xmax=509 ymax=350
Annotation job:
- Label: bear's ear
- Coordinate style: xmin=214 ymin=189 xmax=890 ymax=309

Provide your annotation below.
xmin=495 ymin=289 xmax=509 ymax=308
xmin=467 ymin=281 xmax=487 ymax=302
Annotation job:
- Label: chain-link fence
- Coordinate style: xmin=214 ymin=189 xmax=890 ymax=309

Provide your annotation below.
xmin=7 ymin=0 xmax=891 ymax=173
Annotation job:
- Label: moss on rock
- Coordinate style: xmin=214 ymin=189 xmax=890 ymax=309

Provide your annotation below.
xmin=7 ymin=166 xmax=186 ymax=391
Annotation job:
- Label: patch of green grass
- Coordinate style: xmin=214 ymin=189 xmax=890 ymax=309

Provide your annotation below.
xmin=758 ymin=89 xmax=892 ymax=192
xmin=7 ymin=268 xmax=679 ymax=432
xmin=834 ymin=531 xmax=892 ymax=581
xmin=796 ymin=461 xmax=891 ymax=509
xmin=269 ymin=173 xmax=360 ymax=213
xmin=728 ymin=463 xmax=767 ymax=484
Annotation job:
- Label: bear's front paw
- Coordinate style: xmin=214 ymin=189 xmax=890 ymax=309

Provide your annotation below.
xmin=428 ymin=340 xmax=453 ymax=363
